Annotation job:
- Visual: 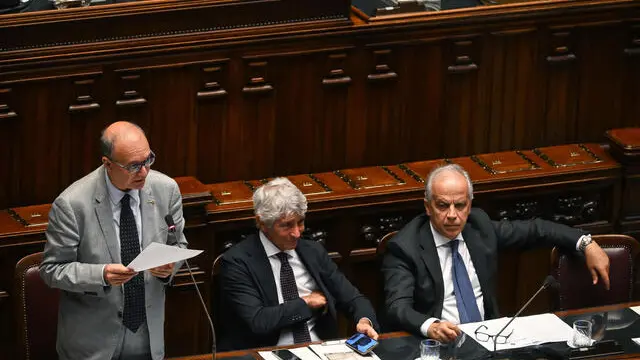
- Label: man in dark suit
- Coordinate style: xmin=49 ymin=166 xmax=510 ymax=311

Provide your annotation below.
xmin=220 ymin=177 xmax=379 ymax=350
xmin=382 ymin=164 xmax=610 ymax=343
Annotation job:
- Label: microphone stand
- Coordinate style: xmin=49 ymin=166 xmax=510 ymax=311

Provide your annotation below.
xmin=492 ymin=281 xmax=552 ymax=352
xmin=166 ymin=220 xmax=216 ymax=360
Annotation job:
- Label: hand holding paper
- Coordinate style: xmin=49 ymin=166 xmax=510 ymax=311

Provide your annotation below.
xmin=126 ymin=242 xmax=203 ymax=272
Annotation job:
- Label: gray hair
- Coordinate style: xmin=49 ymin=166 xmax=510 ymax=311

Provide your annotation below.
xmin=424 ymin=164 xmax=474 ymax=201
xmin=100 ymin=122 xmax=145 ymax=158
xmin=253 ymin=177 xmax=308 ymax=228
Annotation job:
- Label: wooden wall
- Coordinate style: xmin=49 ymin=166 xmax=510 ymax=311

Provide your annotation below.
xmin=0 ymin=0 xmax=639 ymax=211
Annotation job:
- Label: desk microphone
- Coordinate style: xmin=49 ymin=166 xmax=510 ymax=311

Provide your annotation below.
xmin=165 ymin=214 xmax=217 ymax=360
xmin=492 ymin=275 xmax=558 ymax=352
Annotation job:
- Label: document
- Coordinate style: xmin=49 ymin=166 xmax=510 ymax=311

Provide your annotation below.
xmin=126 ymin=242 xmax=203 ymax=272
xmin=309 ymin=341 xmax=381 ymax=360
xmin=458 ymin=313 xmax=572 ymax=351
xmin=259 ymin=346 xmax=320 ymax=360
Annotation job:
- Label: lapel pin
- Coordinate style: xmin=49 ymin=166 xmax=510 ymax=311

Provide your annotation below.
xmin=148 ymin=200 xmax=155 ymax=205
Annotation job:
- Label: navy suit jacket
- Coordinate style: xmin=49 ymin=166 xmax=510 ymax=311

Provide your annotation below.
xmin=219 ymin=234 xmax=379 ymax=350
xmin=382 ymin=208 xmax=583 ymax=335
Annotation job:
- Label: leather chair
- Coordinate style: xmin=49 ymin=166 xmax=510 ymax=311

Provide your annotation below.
xmin=376 ymin=230 xmax=398 ymax=257
xmin=376 ymin=230 xmax=398 ymax=331
xmin=550 ymin=234 xmax=640 ymax=311
xmin=14 ymin=252 xmax=60 ymax=360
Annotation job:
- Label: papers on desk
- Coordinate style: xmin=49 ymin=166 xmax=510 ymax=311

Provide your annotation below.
xmin=259 ymin=346 xmax=320 ymax=360
xmin=629 ymin=305 xmax=640 ymax=316
xmin=126 ymin=242 xmax=203 ymax=272
xmin=458 ymin=313 xmax=572 ymax=352
xmin=257 ymin=342 xmax=382 ymax=360
xmin=309 ymin=342 xmax=381 ymax=360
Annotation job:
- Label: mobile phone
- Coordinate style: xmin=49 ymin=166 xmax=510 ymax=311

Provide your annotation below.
xmin=345 ymin=333 xmax=378 ymax=355
xmin=272 ymin=349 xmax=301 ymax=360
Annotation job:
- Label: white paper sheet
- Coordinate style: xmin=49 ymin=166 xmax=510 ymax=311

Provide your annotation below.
xmin=458 ymin=313 xmax=572 ymax=351
xmin=630 ymin=306 xmax=640 ymax=316
xmin=309 ymin=341 xmax=381 ymax=360
xmin=258 ymin=347 xmax=321 ymax=360
xmin=126 ymin=242 xmax=203 ymax=271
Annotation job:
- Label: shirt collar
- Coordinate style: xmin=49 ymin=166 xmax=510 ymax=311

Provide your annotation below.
xmin=259 ymin=231 xmax=296 ymax=258
xmin=104 ymin=168 xmax=140 ymax=207
xmin=429 ymin=222 xmax=464 ymax=248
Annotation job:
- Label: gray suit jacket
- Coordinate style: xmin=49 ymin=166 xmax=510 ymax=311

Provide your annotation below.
xmin=40 ymin=166 xmax=188 ymax=360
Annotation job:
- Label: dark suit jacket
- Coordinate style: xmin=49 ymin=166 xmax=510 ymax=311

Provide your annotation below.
xmin=219 ymin=234 xmax=379 ymax=350
xmin=381 ymin=208 xmax=583 ymax=335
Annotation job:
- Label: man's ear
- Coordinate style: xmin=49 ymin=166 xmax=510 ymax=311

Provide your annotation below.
xmin=424 ymin=199 xmax=432 ymax=217
xmin=101 ymin=156 xmax=110 ymax=167
xmin=255 ymin=216 xmax=265 ymax=232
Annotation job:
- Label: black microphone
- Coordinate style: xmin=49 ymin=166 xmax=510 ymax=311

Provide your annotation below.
xmin=492 ymin=275 xmax=558 ymax=352
xmin=164 ymin=215 xmax=217 ymax=360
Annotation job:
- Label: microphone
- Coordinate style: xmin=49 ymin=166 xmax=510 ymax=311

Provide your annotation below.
xmin=165 ymin=215 xmax=217 ymax=360
xmin=492 ymin=275 xmax=558 ymax=352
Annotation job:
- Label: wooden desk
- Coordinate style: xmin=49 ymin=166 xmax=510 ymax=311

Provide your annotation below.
xmin=173 ymin=302 xmax=640 ymax=360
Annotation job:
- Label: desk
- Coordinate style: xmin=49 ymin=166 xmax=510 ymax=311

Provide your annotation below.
xmin=172 ymin=302 xmax=640 ymax=360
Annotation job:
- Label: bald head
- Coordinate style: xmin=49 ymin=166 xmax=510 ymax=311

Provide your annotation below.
xmin=100 ymin=121 xmax=147 ymax=159
xmin=100 ymin=121 xmax=152 ymax=191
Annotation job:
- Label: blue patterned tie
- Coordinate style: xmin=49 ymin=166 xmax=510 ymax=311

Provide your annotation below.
xmin=450 ymin=239 xmax=482 ymax=323
xmin=276 ymin=252 xmax=312 ymax=343
xmin=120 ymin=193 xmax=146 ymax=332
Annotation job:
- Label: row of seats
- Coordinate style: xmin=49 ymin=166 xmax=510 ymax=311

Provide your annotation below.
xmin=14 ymin=235 xmax=640 ymax=359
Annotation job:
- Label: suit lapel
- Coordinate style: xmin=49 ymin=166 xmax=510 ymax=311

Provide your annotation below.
xmin=295 ymin=242 xmax=325 ymax=293
xmin=418 ymin=224 xmax=444 ymax=307
xmin=94 ymin=167 xmax=119 ymax=263
xmin=247 ymin=235 xmax=280 ymax=306
xmin=140 ymin=186 xmax=158 ymax=249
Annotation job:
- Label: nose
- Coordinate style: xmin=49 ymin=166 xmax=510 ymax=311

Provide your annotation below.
xmin=446 ymin=205 xmax=457 ymax=220
xmin=291 ymin=224 xmax=303 ymax=238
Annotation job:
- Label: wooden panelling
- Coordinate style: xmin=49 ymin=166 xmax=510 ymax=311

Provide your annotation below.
xmin=1 ymin=2 xmax=639 ymax=209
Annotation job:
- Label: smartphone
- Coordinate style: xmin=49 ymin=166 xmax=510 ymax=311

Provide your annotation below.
xmin=345 ymin=333 xmax=379 ymax=355
xmin=272 ymin=349 xmax=301 ymax=360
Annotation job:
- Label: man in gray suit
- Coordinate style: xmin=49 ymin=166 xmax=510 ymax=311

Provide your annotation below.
xmin=40 ymin=121 xmax=188 ymax=360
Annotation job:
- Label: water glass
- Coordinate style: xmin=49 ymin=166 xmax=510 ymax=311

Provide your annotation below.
xmin=420 ymin=339 xmax=440 ymax=360
xmin=572 ymin=320 xmax=593 ymax=348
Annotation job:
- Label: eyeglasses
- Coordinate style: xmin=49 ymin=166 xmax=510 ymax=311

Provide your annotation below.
xmin=474 ymin=324 xmax=513 ymax=344
xmin=110 ymin=150 xmax=155 ymax=174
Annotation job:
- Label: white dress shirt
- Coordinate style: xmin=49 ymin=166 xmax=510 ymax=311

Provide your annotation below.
xmin=259 ymin=231 xmax=321 ymax=345
xmin=419 ymin=223 xmax=485 ymax=336
xmin=419 ymin=222 xmax=587 ymax=336
xmin=101 ymin=171 xmax=143 ymax=285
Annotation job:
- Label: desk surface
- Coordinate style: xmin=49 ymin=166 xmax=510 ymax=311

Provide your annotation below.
xmin=172 ymin=302 xmax=640 ymax=360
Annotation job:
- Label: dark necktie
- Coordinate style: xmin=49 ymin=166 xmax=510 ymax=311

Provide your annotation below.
xmin=450 ymin=239 xmax=482 ymax=323
xmin=120 ymin=193 xmax=146 ymax=332
xmin=275 ymin=252 xmax=312 ymax=344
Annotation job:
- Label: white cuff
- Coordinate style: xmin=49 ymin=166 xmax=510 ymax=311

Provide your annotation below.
xmin=420 ymin=317 xmax=440 ymax=337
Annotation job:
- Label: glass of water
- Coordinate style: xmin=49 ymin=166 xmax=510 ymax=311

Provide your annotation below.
xmin=420 ymin=339 xmax=440 ymax=360
xmin=572 ymin=320 xmax=593 ymax=348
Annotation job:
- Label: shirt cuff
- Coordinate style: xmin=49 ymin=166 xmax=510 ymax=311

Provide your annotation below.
xmin=101 ymin=264 xmax=107 ymax=286
xmin=420 ymin=318 xmax=440 ymax=337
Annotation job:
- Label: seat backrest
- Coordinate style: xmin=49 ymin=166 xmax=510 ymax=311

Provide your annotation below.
xmin=376 ymin=230 xmax=398 ymax=257
xmin=550 ymin=234 xmax=640 ymax=311
xmin=14 ymin=252 xmax=59 ymax=360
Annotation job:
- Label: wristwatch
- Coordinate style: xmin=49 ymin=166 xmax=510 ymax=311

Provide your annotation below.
xmin=578 ymin=234 xmax=593 ymax=253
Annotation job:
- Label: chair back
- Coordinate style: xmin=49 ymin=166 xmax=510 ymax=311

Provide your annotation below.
xmin=376 ymin=230 xmax=398 ymax=257
xmin=550 ymin=234 xmax=640 ymax=311
xmin=14 ymin=252 xmax=59 ymax=360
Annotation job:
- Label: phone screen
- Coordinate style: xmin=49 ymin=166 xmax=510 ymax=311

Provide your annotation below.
xmin=272 ymin=349 xmax=301 ymax=360
xmin=345 ymin=333 xmax=378 ymax=355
